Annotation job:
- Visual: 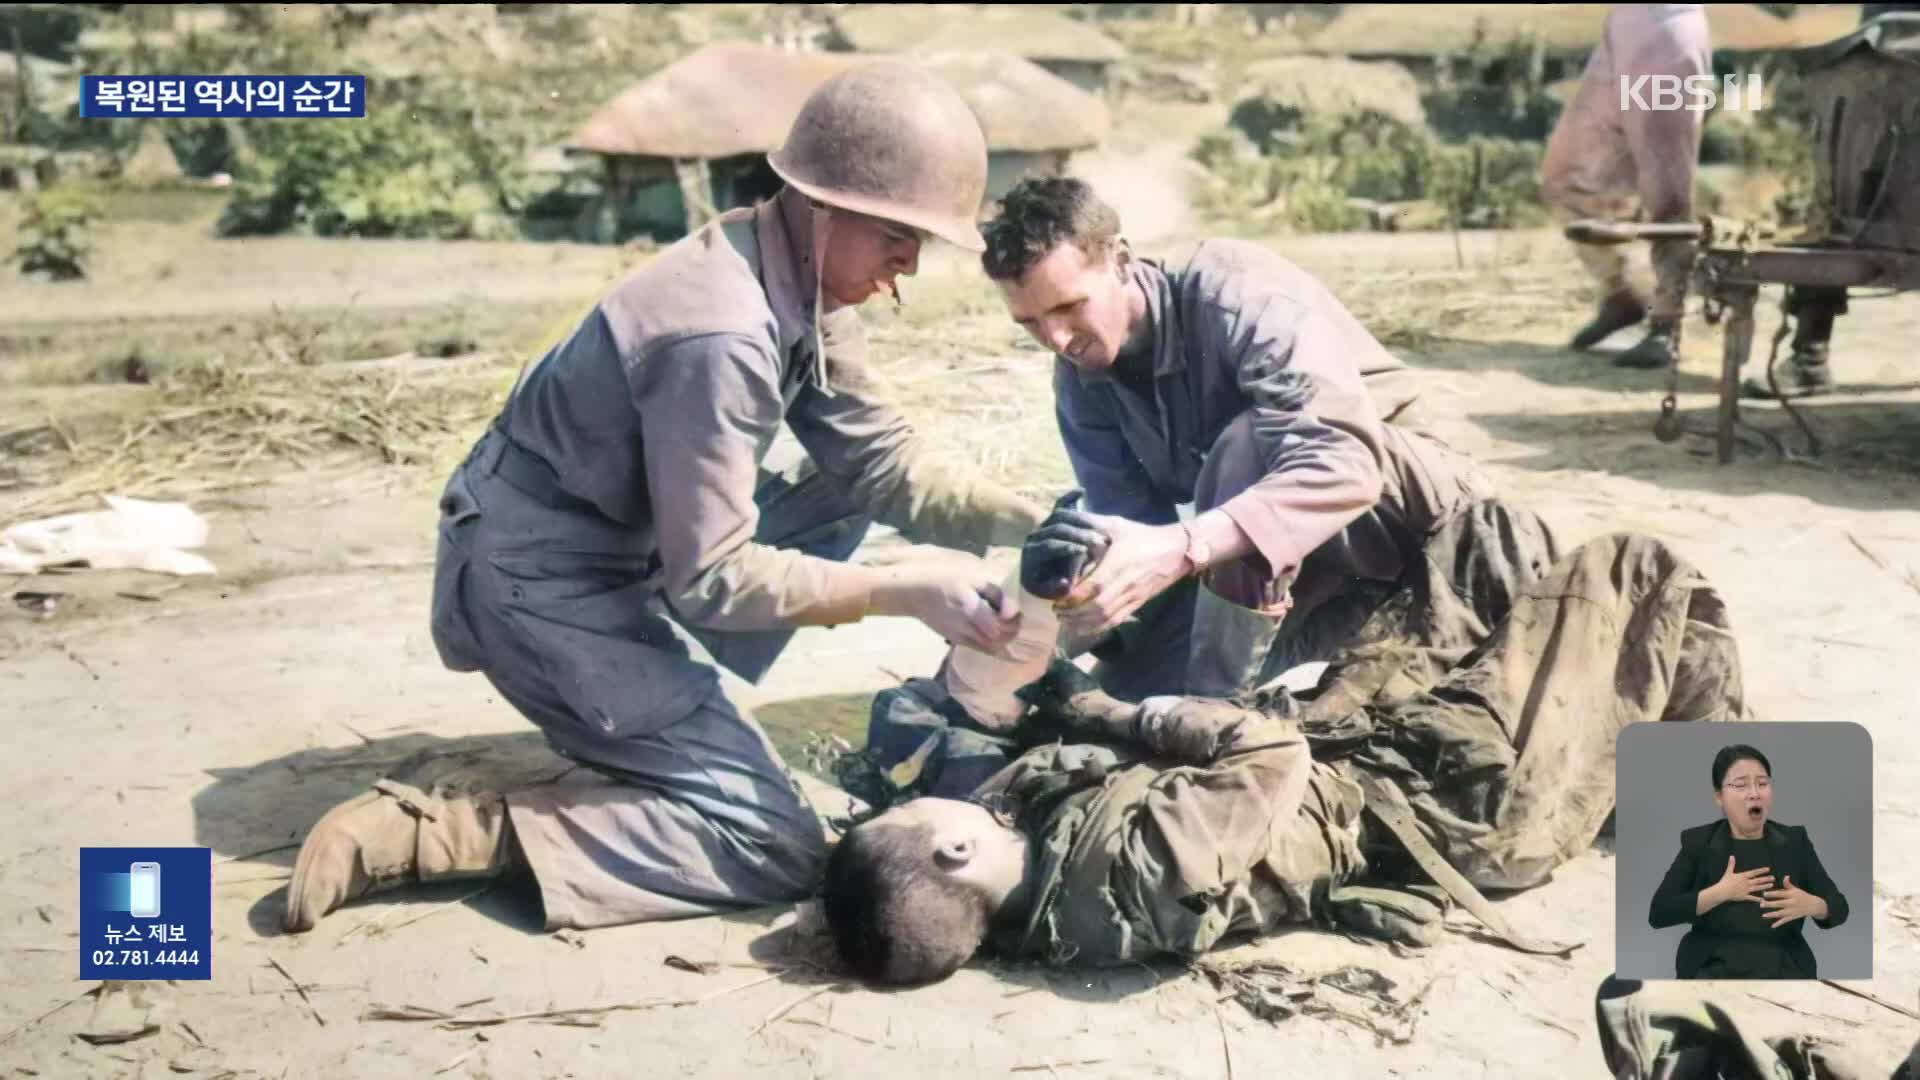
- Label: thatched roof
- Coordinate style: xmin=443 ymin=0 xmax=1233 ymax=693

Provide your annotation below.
xmin=919 ymin=50 xmax=1109 ymax=152
xmin=569 ymin=42 xmax=859 ymax=159
xmin=1307 ymin=3 xmax=1797 ymax=58
xmin=832 ymin=5 xmax=1125 ymax=64
xmin=1706 ymin=4 xmax=1802 ymax=51
xmin=1788 ymin=4 xmax=1865 ymax=46
xmin=568 ymin=41 xmax=1107 ymax=160
xmin=1307 ymin=4 xmax=1602 ymax=57
xmin=1237 ymin=55 xmax=1426 ymax=128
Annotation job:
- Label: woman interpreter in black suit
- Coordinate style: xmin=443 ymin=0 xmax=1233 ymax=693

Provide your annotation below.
xmin=1649 ymin=745 xmax=1850 ymax=979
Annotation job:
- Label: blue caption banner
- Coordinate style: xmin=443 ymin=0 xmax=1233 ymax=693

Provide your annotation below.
xmin=80 ymin=848 xmax=212 ymax=980
xmin=80 ymin=75 xmax=365 ymax=118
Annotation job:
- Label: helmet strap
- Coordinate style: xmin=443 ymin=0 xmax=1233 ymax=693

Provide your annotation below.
xmin=808 ymin=203 xmax=835 ymax=398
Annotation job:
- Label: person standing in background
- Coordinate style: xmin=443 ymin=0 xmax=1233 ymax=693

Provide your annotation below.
xmin=1544 ymin=5 xmax=1712 ymax=370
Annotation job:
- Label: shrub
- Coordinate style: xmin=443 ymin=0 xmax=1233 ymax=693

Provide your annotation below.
xmin=11 ymin=187 xmax=101 ymax=281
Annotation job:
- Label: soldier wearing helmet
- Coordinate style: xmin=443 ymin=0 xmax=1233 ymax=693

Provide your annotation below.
xmin=280 ymin=62 xmax=1046 ymax=934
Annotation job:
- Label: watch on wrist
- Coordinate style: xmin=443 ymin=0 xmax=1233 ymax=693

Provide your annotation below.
xmin=1181 ymin=521 xmax=1211 ymax=574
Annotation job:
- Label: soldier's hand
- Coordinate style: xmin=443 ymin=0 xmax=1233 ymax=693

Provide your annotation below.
xmin=1057 ymin=516 xmax=1190 ymax=639
xmin=905 ymin=565 xmax=1021 ymax=656
xmin=1021 ymin=490 xmax=1110 ymax=601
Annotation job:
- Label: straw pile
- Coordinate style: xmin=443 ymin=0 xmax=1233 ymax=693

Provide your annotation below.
xmin=2 ymin=353 xmax=511 ymax=522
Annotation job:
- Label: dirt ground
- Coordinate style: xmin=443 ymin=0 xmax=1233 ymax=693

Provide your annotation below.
xmin=5 ymin=190 xmax=1920 ymax=1078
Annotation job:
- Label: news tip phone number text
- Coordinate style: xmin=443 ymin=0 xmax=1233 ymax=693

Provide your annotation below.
xmin=90 ymin=950 xmax=202 ymax=967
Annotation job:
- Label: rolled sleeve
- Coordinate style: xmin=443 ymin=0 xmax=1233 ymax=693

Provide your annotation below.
xmin=787 ymin=312 xmax=1043 ymax=553
xmin=1137 ymin=706 xmax=1313 ymax=901
xmin=628 ymin=332 xmax=872 ymax=631
xmin=1054 ymin=361 xmax=1178 ymax=525
xmin=1212 ymin=301 xmax=1386 ymax=576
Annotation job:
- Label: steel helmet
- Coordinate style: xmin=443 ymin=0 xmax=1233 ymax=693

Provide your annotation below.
xmin=769 ymin=60 xmax=989 ymax=252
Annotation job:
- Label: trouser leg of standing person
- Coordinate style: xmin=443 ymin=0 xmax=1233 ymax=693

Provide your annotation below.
xmin=421 ymin=429 xmax=865 ymax=929
xmin=1743 ymin=285 xmax=1843 ymax=400
xmin=1543 ymin=37 xmax=1655 ymax=350
xmin=1613 ymin=54 xmax=1705 ymax=371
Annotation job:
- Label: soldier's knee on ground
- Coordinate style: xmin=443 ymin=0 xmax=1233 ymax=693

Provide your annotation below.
xmin=728 ymin=793 xmax=832 ymax=901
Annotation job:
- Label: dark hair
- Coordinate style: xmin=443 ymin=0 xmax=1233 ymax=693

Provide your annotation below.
xmin=820 ymin=819 xmax=991 ymax=986
xmin=981 ymin=176 xmax=1122 ymax=282
xmin=1712 ymin=744 xmax=1772 ymax=789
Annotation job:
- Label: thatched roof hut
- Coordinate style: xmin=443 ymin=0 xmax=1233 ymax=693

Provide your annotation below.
xmin=1706 ymin=4 xmax=1803 ymax=52
xmin=1789 ymin=5 xmax=1866 ymax=46
xmin=1235 ymin=55 xmax=1427 ymax=131
xmin=1308 ymin=3 xmax=1799 ymax=58
xmin=829 ymin=5 xmax=1125 ymax=91
xmin=918 ymin=49 xmax=1110 ymax=153
xmin=566 ymin=41 xmax=1110 ymax=243
xmin=568 ymin=42 xmax=855 ymax=161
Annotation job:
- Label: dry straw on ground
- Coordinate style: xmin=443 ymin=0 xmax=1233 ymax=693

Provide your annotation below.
xmin=2 ymin=353 xmax=512 ymax=522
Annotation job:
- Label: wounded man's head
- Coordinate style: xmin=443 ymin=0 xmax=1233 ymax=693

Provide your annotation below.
xmin=819 ymin=798 xmax=1029 ymax=986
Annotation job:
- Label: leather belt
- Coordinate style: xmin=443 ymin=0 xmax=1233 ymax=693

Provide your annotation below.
xmin=482 ymin=428 xmax=601 ymax=516
xmin=1354 ymin=767 xmax=1582 ymax=958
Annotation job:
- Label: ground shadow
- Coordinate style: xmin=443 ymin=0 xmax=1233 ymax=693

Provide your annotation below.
xmin=1413 ymin=336 xmax=1727 ymax=395
xmin=194 ymin=730 xmax=585 ymax=940
xmin=741 ymin=911 xmax=1182 ymax=1007
xmin=1471 ymin=397 xmax=1920 ymax=513
xmin=200 ymin=690 xmax=902 ymax=944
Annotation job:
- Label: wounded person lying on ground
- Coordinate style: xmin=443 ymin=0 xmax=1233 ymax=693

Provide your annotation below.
xmin=820 ymin=529 xmax=1745 ymax=986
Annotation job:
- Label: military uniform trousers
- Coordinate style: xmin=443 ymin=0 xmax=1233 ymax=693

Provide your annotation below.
xmin=428 ymin=425 xmax=865 ymax=929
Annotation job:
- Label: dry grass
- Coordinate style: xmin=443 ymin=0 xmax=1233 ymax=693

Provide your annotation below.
xmin=1 ymin=353 xmax=515 ymax=522
xmin=860 ymin=267 xmax=1076 ymax=505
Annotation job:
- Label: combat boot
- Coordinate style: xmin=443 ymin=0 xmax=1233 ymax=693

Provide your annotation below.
xmin=1569 ymin=290 xmax=1647 ymax=350
xmin=1741 ymin=343 xmax=1835 ymax=400
xmin=1614 ymin=318 xmax=1679 ymax=370
xmin=283 ymin=779 xmax=513 ymax=932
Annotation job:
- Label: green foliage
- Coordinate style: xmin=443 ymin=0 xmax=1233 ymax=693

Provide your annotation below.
xmin=11 ymin=186 xmax=101 ymax=281
xmin=1195 ymin=109 xmax=1547 ymax=233
xmin=1293 ymin=111 xmax=1434 ymax=203
xmin=216 ymin=97 xmax=516 ymax=240
xmin=1421 ymin=85 xmax=1564 ymax=143
xmin=1428 ymin=137 xmax=1547 ymax=228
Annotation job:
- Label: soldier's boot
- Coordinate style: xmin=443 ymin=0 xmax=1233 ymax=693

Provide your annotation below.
xmin=283 ymin=780 xmax=514 ymax=933
xmin=1569 ymin=290 xmax=1647 ymax=350
xmin=1614 ymin=317 xmax=1680 ymax=370
xmin=1741 ymin=342 xmax=1835 ymax=400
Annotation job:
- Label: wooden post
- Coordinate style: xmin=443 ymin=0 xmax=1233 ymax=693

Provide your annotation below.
xmin=674 ymin=157 xmax=717 ymax=236
xmin=10 ymin=22 xmax=31 ymax=143
xmin=1718 ymin=282 xmax=1758 ymax=465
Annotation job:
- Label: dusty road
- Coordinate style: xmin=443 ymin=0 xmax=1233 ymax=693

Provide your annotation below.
xmin=3 ymin=225 xmax=1919 ymax=1078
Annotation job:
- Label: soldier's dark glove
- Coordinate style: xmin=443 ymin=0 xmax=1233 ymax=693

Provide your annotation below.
xmin=1020 ymin=490 xmax=1111 ymax=601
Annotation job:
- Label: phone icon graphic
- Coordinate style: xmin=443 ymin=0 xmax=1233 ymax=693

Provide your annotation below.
xmin=128 ymin=862 xmax=162 ymax=918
